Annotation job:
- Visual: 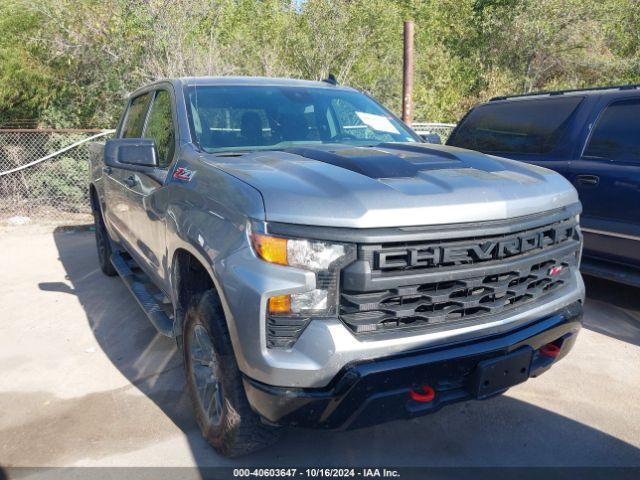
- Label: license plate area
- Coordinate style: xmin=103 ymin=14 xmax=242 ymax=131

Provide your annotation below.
xmin=469 ymin=347 xmax=533 ymax=399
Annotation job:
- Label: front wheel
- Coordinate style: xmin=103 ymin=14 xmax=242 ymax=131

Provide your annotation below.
xmin=183 ymin=290 xmax=280 ymax=457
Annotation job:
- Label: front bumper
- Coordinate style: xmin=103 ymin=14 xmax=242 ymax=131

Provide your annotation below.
xmin=243 ymin=301 xmax=583 ymax=430
xmin=219 ymin=240 xmax=584 ymax=388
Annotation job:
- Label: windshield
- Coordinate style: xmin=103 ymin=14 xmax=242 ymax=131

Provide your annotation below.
xmin=447 ymin=97 xmax=583 ymax=155
xmin=186 ymin=85 xmax=419 ymax=152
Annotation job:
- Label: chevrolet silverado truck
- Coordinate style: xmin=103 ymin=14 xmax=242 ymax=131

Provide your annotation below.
xmin=89 ymin=77 xmax=585 ymax=457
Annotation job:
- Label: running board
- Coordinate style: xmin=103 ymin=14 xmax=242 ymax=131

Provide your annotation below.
xmin=581 ymin=257 xmax=640 ymax=288
xmin=110 ymin=251 xmax=175 ymax=337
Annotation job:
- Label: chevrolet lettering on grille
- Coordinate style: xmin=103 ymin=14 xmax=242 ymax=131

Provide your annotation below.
xmin=377 ymin=224 xmax=576 ymax=269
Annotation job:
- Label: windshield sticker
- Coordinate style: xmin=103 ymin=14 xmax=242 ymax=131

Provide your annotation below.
xmin=356 ymin=112 xmax=400 ymax=134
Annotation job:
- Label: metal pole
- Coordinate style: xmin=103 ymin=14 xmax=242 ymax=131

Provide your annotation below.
xmin=402 ymin=20 xmax=414 ymax=125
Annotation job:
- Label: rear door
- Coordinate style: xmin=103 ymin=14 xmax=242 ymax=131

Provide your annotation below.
xmin=103 ymin=92 xmax=152 ymax=245
xmin=569 ymin=97 xmax=640 ymax=265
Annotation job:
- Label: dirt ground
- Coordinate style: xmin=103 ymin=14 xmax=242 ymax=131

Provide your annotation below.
xmin=1 ymin=225 xmax=639 ymax=468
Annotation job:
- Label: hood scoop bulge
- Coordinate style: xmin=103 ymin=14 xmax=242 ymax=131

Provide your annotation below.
xmin=284 ymin=143 xmax=464 ymax=179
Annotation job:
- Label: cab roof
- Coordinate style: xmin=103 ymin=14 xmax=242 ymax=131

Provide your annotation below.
xmin=129 ymin=76 xmax=354 ymax=98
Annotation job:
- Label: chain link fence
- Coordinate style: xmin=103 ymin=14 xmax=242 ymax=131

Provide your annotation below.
xmin=0 ymin=129 xmax=113 ymax=222
xmin=411 ymin=122 xmax=456 ymax=143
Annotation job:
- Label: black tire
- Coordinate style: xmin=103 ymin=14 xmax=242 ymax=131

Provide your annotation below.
xmin=93 ymin=206 xmax=117 ymax=276
xmin=183 ymin=290 xmax=280 ymax=457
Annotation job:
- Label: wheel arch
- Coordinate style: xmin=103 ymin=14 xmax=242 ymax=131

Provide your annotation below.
xmin=170 ymin=245 xmax=224 ymax=338
xmin=89 ymin=182 xmax=109 ymax=221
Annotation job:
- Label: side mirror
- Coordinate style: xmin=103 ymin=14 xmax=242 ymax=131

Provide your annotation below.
xmin=104 ymin=138 xmax=158 ymax=169
xmin=419 ymin=133 xmax=442 ymax=144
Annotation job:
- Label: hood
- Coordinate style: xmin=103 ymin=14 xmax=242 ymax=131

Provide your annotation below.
xmin=202 ymin=143 xmax=579 ymax=228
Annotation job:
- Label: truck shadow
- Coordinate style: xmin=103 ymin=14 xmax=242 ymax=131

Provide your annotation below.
xmin=43 ymin=227 xmax=640 ymax=467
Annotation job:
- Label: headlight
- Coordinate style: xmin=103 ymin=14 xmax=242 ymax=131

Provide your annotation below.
xmin=248 ymin=223 xmax=355 ymax=316
xmin=251 ymin=232 xmax=347 ymax=272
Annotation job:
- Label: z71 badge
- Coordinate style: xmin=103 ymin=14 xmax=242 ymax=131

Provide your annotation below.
xmin=173 ymin=167 xmax=195 ymax=181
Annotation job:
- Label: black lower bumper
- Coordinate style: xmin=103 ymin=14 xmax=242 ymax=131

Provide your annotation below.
xmin=243 ymin=301 xmax=583 ymax=430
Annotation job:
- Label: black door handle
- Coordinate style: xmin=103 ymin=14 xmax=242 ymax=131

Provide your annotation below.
xmin=124 ymin=175 xmax=137 ymax=188
xmin=576 ymin=174 xmax=599 ymax=186
xmin=102 ymin=166 xmax=112 ymax=175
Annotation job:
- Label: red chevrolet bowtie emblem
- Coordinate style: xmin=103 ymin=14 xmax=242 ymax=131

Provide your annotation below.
xmin=548 ymin=265 xmax=564 ymax=276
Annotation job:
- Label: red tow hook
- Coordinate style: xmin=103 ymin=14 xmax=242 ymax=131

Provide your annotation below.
xmin=540 ymin=342 xmax=561 ymax=358
xmin=409 ymin=385 xmax=436 ymax=403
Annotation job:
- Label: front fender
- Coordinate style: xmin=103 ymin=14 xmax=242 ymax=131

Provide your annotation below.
xmin=164 ymin=157 xmax=266 ymax=349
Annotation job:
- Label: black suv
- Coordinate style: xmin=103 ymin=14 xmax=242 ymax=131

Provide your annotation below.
xmin=448 ymin=85 xmax=640 ymax=286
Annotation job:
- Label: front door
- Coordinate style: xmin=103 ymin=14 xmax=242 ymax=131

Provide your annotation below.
xmin=124 ymin=89 xmax=177 ymax=287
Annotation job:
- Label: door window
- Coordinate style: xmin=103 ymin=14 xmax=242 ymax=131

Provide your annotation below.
xmin=583 ymin=99 xmax=640 ymax=163
xmin=143 ymin=90 xmax=176 ymax=168
xmin=121 ymin=93 xmax=152 ymax=138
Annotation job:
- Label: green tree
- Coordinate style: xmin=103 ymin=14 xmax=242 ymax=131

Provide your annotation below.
xmin=1 ymin=0 xmax=640 ymax=127
xmin=0 ymin=1 xmax=53 ymax=125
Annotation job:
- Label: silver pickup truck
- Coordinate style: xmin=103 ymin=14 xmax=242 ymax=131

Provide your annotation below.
xmin=89 ymin=76 xmax=585 ymax=457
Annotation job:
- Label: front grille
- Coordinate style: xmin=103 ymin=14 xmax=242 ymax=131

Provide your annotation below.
xmin=360 ymin=218 xmax=578 ymax=273
xmin=341 ymin=257 xmax=572 ymax=333
xmin=339 ymin=214 xmax=581 ymax=335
